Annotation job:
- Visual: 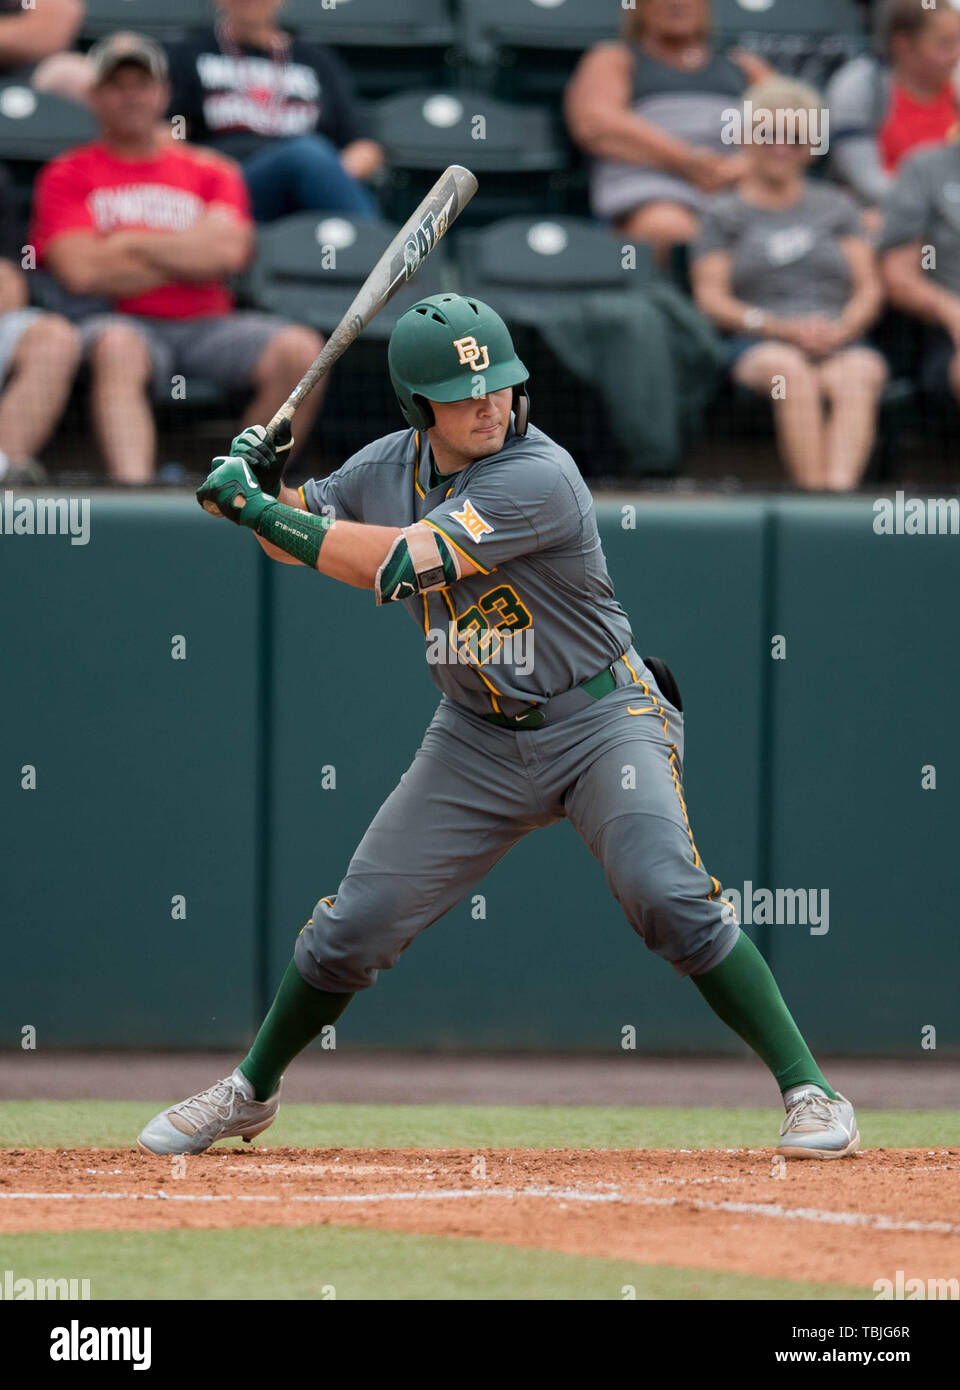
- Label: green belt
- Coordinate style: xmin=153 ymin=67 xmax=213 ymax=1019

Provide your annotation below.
xmin=480 ymin=664 xmax=618 ymax=731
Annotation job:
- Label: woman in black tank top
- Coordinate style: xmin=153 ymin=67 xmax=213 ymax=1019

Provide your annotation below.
xmin=566 ymin=0 xmax=772 ymax=263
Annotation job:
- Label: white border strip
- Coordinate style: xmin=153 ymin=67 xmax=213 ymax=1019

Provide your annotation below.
xmin=0 ymin=1187 xmax=957 ymax=1235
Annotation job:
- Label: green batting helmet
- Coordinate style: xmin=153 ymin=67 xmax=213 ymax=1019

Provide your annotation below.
xmin=387 ymin=293 xmax=530 ymax=434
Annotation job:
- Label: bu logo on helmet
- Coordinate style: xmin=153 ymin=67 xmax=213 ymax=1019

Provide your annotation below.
xmin=453 ymin=335 xmax=490 ymax=370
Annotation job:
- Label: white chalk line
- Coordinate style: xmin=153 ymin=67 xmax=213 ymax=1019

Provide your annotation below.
xmin=1 ymin=1187 xmax=957 ymax=1236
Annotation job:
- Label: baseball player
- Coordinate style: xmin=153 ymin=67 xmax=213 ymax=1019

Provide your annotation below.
xmin=138 ymin=294 xmax=859 ymax=1160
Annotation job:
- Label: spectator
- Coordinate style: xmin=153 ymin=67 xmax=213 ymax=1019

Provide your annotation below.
xmin=30 ymin=32 xmax=325 ymax=486
xmin=565 ymin=0 xmax=772 ymax=263
xmin=691 ymin=80 xmax=888 ymax=493
xmin=827 ymin=0 xmax=960 ymax=221
xmin=0 ymin=0 xmax=90 ymax=105
xmin=880 ymin=134 xmax=960 ymax=404
xmin=166 ymin=0 xmax=384 ymax=222
xmin=0 ymin=161 xmax=80 ymax=486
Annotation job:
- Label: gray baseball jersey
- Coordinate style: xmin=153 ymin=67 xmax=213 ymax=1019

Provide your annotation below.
xmin=301 ymin=423 xmax=635 ymax=719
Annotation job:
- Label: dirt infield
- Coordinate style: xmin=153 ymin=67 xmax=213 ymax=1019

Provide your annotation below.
xmin=2 ymin=1147 xmax=958 ymax=1289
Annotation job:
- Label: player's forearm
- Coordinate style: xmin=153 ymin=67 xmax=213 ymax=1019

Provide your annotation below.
xmin=248 ymin=499 xmax=399 ymax=585
xmin=314 ymin=519 xmax=402 ymax=588
xmin=255 ymin=486 xmax=305 ymax=563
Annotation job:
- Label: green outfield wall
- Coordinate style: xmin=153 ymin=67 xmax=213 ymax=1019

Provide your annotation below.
xmin=2 ymin=494 xmax=956 ymax=1055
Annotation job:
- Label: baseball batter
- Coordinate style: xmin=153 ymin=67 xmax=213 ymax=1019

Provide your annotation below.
xmin=139 ymin=294 xmax=859 ymax=1160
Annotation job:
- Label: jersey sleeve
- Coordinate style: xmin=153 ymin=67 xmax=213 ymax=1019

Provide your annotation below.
xmin=30 ymin=155 xmax=94 ymax=260
xmin=300 ymin=463 xmax=364 ymax=522
xmin=422 ymin=454 xmax=580 ymax=573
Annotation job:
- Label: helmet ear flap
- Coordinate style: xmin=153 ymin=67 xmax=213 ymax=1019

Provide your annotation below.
xmin=408 ymin=394 xmax=434 ymax=431
xmin=513 ymin=383 xmax=530 ymax=437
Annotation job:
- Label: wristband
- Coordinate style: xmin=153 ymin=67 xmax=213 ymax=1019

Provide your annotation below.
xmin=255 ymin=501 xmax=333 ymax=568
xmin=743 ymin=306 xmax=768 ymax=334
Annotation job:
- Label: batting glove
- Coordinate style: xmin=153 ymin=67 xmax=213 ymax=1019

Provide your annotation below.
xmin=196 ymin=456 xmax=276 ymax=529
xmin=228 ymin=419 xmax=293 ymax=497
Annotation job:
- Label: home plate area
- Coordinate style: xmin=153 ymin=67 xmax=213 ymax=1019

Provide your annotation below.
xmin=1 ymin=1147 xmax=958 ymax=1289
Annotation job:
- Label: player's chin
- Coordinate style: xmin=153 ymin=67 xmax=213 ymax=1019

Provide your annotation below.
xmin=469 ymin=428 xmax=507 ymax=458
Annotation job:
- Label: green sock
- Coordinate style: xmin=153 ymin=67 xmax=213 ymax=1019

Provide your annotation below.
xmin=239 ymin=959 xmax=355 ymax=1101
xmin=692 ymin=933 xmax=838 ymax=1100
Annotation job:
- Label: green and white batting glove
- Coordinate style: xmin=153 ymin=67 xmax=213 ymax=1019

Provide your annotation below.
xmin=196 ymin=456 xmax=276 ymax=528
xmin=228 ymin=419 xmax=293 ymax=497
xmin=197 ymin=453 xmax=333 ymax=567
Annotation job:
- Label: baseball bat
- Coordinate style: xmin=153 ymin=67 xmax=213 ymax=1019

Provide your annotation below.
xmin=203 ymin=164 xmax=477 ymax=515
xmin=204 ymin=164 xmax=477 ymax=517
xmin=266 ymin=163 xmax=479 ymax=441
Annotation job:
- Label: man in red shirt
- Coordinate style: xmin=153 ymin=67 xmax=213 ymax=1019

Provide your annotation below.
xmin=31 ymin=32 xmax=325 ymax=484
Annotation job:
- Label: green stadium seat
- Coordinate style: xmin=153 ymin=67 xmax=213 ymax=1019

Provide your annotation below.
xmin=456 ymin=216 xmax=655 ymax=475
xmin=282 ymin=0 xmax=458 ymax=99
xmin=284 ymin=0 xmax=454 ymax=46
xmin=370 ymin=90 xmax=568 ymax=224
xmin=713 ymin=0 xmax=864 ymax=37
xmin=712 ymin=0 xmax=868 ymax=88
xmin=82 ymin=0 xmax=208 ymax=41
xmin=250 ymin=211 xmax=455 ymax=455
xmin=457 ymin=214 xmax=652 ymax=313
xmin=0 ymin=85 xmax=96 ymax=163
xmin=460 ymin=0 xmax=624 ymax=102
xmin=248 ymin=211 xmax=450 ymax=339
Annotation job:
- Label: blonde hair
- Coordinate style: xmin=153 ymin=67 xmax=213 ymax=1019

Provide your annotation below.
xmin=743 ymin=77 xmax=824 ymax=118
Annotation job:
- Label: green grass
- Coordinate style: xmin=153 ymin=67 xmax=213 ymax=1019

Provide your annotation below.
xmin=0 ymin=1101 xmax=956 ymax=1151
xmin=0 ymin=1228 xmax=873 ymax=1301
xmin=2 ymin=1101 xmax=945 ymax=1301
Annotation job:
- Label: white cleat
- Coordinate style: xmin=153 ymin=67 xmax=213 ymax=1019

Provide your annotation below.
xmin=137 ymin=1068 xmax=280 ymax=1155
xmin=776 ymin=1085 xmax=860 ymax=1160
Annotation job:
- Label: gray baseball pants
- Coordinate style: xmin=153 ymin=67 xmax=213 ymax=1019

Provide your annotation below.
xmin=295 ymin=659 xmax=739 ymax=992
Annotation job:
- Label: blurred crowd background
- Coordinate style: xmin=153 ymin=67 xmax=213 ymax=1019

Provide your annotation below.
xmin=2 ymin=0 xmax=960 ymax=492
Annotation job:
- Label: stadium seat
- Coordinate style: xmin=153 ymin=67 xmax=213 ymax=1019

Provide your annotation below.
xmin=713 ymin=0 xmax=864 ymax=37
xmin=369 ymin=90 xmax=568 ymax=224
xmin=712 ymin=0 xmax=868 ymax=88
xmin=282 ymin=0 xmax=458 ymax=99
xmin=82 ymin=0 xmax=208 ymax=41
xmin=248 ymin=211 xmax=450 ymax=339
xmin=457 ymin=214 xmax=652 ymax=314
xmin=284 ymin=0 xmax=454 ymax=46
xmin=0 ymin=85 xmax=96 ymax=163
xmin=250 ymin=212 xmax=454 ymax=456
xmin=457 ymin=217 xmax=655 ymax=474
xmin=460 ymin=0 xmax=623 ymax=101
